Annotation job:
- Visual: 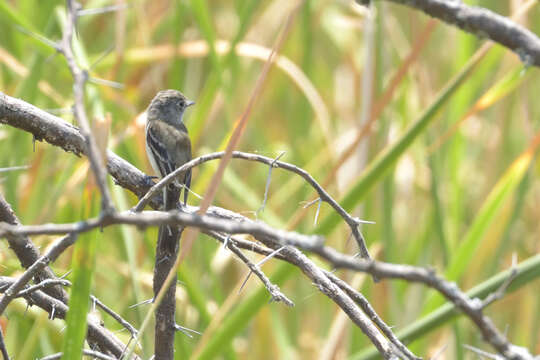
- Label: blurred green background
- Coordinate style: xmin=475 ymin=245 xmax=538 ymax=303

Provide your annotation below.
xmin=1 ymin=0 xmax=539 ymax=359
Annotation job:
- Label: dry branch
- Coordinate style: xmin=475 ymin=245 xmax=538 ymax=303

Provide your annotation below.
xmin=382 ymin=0 xmax=540 ymax=67
xmin=1 ymin=78 xmax=536 ymax=358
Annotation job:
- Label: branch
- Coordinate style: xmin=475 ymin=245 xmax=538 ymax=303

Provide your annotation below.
xmin=0 ymin=210 xmax=323 ymax=250
xmin=0 ymin=195 xmax=135 ymax=357
xmin=325 ymin=271 xmax=420 ymax=360
xmin=270 ymin=245 xmax=401 ymax=359
xmin=0 ymin=277 xmax=133 ymax=359
xmin=0 ymin=233 xmax=76 ymax=315
xmin=383 ymin=0 xmax=540 ymax=67
xmin=307 ymin=246 xmax=534 ymax=360
xmin=17 ymin=279 xmax=71 ymax=297
xmin=40 ymin=349 xmax=117 ymax=360
xmin=1 ymin=91 xmax=534 ymax=359
xmin=0 ymin=194 xmax=67 ymax=302
xmin=224 ymin=237 xmax=294 ymax=306
xmin=132 ymin=150 xmax=371 ymax=258
xmin=58 ymin=0 xmax=114 ymax=212
xmin=90 ymin=295 xmax=138 ymax=337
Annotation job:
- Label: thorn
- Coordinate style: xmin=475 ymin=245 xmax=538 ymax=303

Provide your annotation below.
xmin=129 ymin=298 xmax=153 ymax=308
xmin=174 ymin=324 xmax=202 ymax=338
xmin=223 ymin=234 xmax=231 ymax=249
xmin=88 ymin=76 xmax=125 ymax=89
xmin=77 ymin=3 xmax=129 ymax=16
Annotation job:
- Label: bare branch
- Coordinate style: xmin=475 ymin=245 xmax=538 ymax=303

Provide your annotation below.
xmin=482 ymin=254 xmax=519 ymax=309
xmin=0 ymin=277 xmax=133 ymax=359
xmin=325 ymin=271 xmax=419 ymax=360
xmin=90 ymin=295 xmax=138 ymax=337
xmin=306 ymin=246 xmax=534 ymax=360
xmin=224 ymin=239 xmax=293 ymax=306
xmin=0 ymin=195 xmax=134 ymax=358
xmin=1 ymin=89 xmax=536 ymax=359
xmin=0 ymin=233 xmax=76 ymax=316
xmin=40 ymin=349 xmax=117 ymax=360
xmin=382 ymin=0 xmax=540 ymax=67
xmin=131 ymin=150 xmax=371 ymax=258
xmin=270 ymin=245 xmax=400 ymax=359
xmin=257 ymin=151 xmax=285 ymax=216
xmin=58 ymin=0 xmax=114 ymax=212
xmin=16 ymin=279 xmax=71 ymax=297
xmin=0 ymin=194 xmax=66 ymax=302
xmin=0 ymin=210 xmax=323 ymax=250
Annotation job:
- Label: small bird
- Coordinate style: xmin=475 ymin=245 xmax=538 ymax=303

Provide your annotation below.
xmin=145 ymin=89 xmax=194 ymax=210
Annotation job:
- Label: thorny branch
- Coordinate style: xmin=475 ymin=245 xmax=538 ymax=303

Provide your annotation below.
xmin=1 ymin=91 xmax=537 ymax=359
xmin=211 ymin=232 xmax=294 ymax=306
xmin=380 ymin=0 xmax=540 ymax=67
xmin=0 ymin=195 xmax=131 ymax=358
xmin=132 ymin=150 xmax=371 ymax=259
xmin=3 ymin=1 xmax=540 ymax=354
xmin=59 ymin=0 xmax=114 ymax=212
xmin=0 ymin=233 xmax=76 ymax=316
xmin=0 ymin=194 xmax=67 ymax=302
xmin=0 ymin=276 xmax=132 ymax=359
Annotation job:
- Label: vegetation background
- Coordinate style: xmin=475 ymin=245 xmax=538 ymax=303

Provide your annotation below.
xmin=0 ymin=0 xmax=539 ymax=359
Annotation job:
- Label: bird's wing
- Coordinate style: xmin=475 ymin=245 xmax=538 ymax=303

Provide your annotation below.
xmin=146 ymin=121 xmax=176 ymax=177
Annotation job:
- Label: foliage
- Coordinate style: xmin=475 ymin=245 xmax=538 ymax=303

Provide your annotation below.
xmin=1 ymin=0 xmax=539 ymax=359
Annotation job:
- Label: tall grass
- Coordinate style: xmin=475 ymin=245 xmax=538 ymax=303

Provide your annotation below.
xmin=1 ymin=1 xmax=539 ymax=359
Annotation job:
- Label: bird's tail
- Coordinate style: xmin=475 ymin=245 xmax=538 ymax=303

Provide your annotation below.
xmin=159 ymin=184 xmax=181 ymax=256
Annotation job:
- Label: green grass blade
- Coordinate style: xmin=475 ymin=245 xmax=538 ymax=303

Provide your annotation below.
xmin=62 ymin=231 xmax=97 ymax=359
xmin=194 ymin=262 xmax=293 ymax=360
xmin=423 ymin=146 xmax=535 ymax=313
xmin=314 ymin=52 xmax=484 ymax=236
xmin=62 ymin=192 xmax=98 ymax=359
xmin=351 ymin=253 xmax=540 ymax=360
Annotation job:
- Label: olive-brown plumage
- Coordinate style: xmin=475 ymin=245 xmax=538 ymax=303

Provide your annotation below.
xmin=145 ymin=89 xmax=194 ymax=207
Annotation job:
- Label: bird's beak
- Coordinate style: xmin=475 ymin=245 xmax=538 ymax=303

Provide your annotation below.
xmin=186 ymin=100 xmax=195 ymax=107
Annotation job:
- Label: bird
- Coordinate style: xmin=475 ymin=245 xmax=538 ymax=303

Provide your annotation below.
xmin=145 ymin=89 xmax=194 ymax=211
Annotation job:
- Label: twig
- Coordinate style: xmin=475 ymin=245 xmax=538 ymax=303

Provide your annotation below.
xmin=0 ymin=210 xmax=324 ymax=250
xmin=16 ymin=279 xmax=71 ymax=297
xmin=0 ymin=195 xmax=67 ymax=302
xmin=174 ymin=324 xmax=202 ymax=338
xmin=325 ymin=271 xmax=419 ymax=360
xmin=231 ymin=243 xmax=293 ymax=306
xmin=384 ymin=0 xmax=540 ymax=67
xmin=463 ymin=344 xmax=504 ymax=360
xmin=90 ymin=295 xmax=138 ymax=336
xmin=482 ymin=254 xmax=519 ymax=308
xmin=0 ymin=233 xmax=77 ymax=316
xmin=0 ymin=198 xmax=133 ymax=356
xmin=58 ymin=0 xmax=114 ymax=213
xmin=130 ymin=150 xmax=370 ymax=258
xmin=40 ymin=349 xmax=117 ymax=360
xmin=256 ymin=151 xmax=286 ymax=216
xmin=267 ymin=244 xmax=399 ymax=359
xmin=306 ymin=246 xmax=534 ymax=360
xmin=0 ymin=165 xmax=30 ymax=173
xmin=0 ymin=276 xmax=132 ymax=359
